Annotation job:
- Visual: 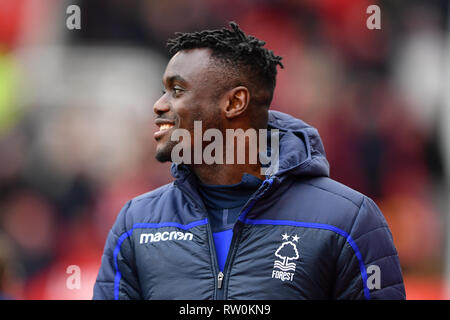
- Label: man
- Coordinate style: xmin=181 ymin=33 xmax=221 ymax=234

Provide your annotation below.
xmin=93 ymin=22 xmax=405 ymax=300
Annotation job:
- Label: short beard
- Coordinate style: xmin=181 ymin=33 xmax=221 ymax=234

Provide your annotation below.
xmin=155 ymin=140 xmax=178 ymax=163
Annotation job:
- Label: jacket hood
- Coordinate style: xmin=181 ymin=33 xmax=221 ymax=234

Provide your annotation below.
xmin=266 ymin=110 xmax=329 ymax=179
xmin=171 ymin=110 xmax=329 ymax=181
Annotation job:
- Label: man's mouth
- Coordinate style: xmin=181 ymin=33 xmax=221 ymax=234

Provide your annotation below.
xmin=159 ymin=124 xmax=174 ymax=131
xmin=154 ymin=122 xmax=175 ymax=139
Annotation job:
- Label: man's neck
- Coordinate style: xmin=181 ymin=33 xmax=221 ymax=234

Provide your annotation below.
xmin=189 ymin=163 xmax=265 ymax=185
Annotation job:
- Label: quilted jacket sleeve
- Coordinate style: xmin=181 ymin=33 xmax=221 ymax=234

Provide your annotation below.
xmin=93 ymin=201 xmax=142 ymax=300
xmin=333 ymin=197 xmax=406 ymax=300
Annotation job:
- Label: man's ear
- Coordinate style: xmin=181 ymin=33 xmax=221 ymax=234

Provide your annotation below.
xmin=223 ymin=86 xmax=250 ymax=119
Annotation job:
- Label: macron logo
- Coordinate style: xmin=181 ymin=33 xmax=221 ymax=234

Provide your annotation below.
xmin=139 ymin=231 xmax=193 ymax=244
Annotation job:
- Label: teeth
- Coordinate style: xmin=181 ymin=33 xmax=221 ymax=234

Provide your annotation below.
xmin=159 ymin=124 xmax=173 ymax=131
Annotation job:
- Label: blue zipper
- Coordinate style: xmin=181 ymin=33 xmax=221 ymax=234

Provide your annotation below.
xmin=175 ymin=176 xmax=275 ymax=300
xmin=216 ymin=177 xmax=275 ymax=299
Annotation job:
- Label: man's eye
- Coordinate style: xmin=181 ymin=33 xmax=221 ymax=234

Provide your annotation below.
xmin=173 ymin=87 xmax=184 ymax=95
xmin=161 ymin=87 xmax=184 ymax=97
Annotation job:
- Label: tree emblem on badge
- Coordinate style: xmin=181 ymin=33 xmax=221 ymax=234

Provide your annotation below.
xmin=273 ymin=235 xmax=299 ymax=272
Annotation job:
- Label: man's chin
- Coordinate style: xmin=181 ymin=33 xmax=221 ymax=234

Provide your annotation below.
xmin=155 ymin=145 xmax=173 ymax=163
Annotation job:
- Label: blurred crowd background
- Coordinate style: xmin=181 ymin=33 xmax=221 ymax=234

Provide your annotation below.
xmin=0 ymin=0 xmax=449 ymax=299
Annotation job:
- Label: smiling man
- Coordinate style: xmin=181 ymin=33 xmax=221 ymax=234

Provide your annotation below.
xmin=93 ymin=22 xmax=405 ymax=300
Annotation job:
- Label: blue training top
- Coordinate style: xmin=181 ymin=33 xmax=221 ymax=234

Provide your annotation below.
xmin=197 ymin=173 xmax=263 ymax=271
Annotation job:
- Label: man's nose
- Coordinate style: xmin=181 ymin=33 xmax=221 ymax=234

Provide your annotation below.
xmin=153 ymin=96 xmax=170 ymax=115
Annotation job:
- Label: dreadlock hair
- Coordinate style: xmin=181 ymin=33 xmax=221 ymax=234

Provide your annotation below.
xmin=166 ymin=22 xmax=283 ymax=108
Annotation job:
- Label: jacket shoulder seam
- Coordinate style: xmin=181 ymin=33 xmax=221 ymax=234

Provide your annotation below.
xmin=301 ymin=181 xmax=364 ymax=209
xmin=351 ymin=225 xmax=389 ymax=243
xmin=132 ymin=183 xmax=176 ymax=204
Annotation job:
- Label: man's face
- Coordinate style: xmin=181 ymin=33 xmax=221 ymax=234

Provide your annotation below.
xmin=153 ymin=48 xmax=223 ymax=163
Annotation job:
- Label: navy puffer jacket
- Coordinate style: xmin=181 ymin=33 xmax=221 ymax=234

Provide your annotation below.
xmin=93 ymin=110 xmax=406 ymax=300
